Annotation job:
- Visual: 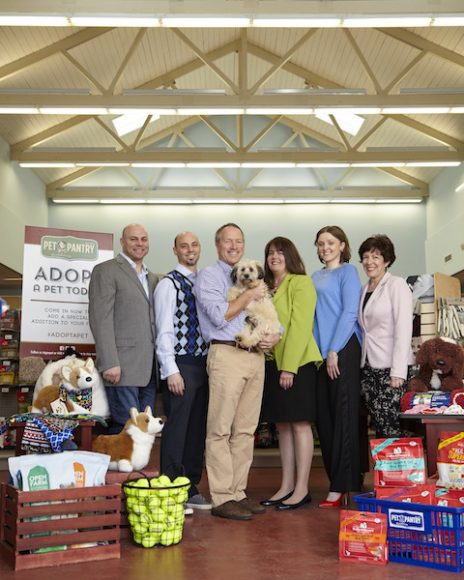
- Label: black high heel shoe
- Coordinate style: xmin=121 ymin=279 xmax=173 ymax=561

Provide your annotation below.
xmin=275 ymin=493 xmax=312 ymax=511
xmin=260 ymin=490 xmax=294 ymax=507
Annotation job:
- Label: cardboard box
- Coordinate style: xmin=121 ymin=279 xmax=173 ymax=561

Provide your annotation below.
xmin=420 ymin=302 xmax=436 ymax=314
xmin=0 ymin=483 xmax=121 ymax=570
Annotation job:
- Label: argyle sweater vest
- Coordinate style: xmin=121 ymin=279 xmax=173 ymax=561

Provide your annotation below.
xmin=166 ymin=270 xmax=208 ymax=357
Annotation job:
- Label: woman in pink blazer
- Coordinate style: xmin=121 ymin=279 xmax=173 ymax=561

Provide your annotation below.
xmin=358 ymin=235 xmax=414 ymax=437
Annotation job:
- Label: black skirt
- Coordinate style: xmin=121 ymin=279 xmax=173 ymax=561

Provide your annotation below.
xmin=261 ymin=359 xmax=317 ymax=423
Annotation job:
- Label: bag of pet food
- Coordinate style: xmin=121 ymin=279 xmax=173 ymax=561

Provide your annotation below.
xmin=339 ymin=510 xmax=388 ymax=566
xmin=436 ymin=431 xmax=464 ymax=489
xmin=392 ymin=484 xmax=435 ymax=505
xmin=435 ymin=487 xmax=464 ymax=507
xmin=370 ymin=437 xmax=426 ymax=488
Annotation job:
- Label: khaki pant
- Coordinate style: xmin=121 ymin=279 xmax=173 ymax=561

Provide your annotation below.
xmin=206 ymin=344 xmax=265 ymax=507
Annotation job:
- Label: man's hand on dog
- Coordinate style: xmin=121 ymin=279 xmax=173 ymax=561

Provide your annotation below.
xmin=258 ymin=331 xmax=281 ymax=352
xmin=246 ymin=281 xmax=267 ymax=303
xmin=167 ymin=372 xmax=185 ymax=396
xmin=103 ymin=366 xmax=121 ymax=384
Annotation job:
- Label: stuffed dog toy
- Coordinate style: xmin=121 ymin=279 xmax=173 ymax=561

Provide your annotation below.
xmin=228 ymin=258 xmax=281 ymax=349
xmin=31 ymin=357 xmax=98 ymax=414
xmin=33 ymin=353 xmax=110 ymax=417
xmin=92 ymin=406 xmax=164 ymax=472
xmin=408 ymin=337 xmax=464 ymax=393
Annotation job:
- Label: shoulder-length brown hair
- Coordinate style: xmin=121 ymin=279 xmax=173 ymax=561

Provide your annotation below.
xmin=314 ymin=225 xmax=352 ymax=263
xmin=264 ymin=237 xmax=306 ymax=286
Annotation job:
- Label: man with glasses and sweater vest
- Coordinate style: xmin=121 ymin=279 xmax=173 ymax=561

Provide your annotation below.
xmin=154 ymin=231 xmax=211 ymax=511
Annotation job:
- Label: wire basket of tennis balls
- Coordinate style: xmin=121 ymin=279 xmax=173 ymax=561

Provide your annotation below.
xmin=123 ymin=473 xmax=191 ymax=548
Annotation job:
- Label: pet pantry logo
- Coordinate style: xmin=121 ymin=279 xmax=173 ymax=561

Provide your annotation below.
xmin=41 ymin=235 xmax=99 ymax=261
xmin=388 ymin=508 xmax=425 ymax=531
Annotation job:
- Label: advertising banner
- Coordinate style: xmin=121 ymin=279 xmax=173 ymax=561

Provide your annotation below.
xmin=20 ymin=226 xmax=113 ymax=359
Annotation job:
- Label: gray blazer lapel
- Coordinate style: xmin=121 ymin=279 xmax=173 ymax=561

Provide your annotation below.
xmin=116 ymin=254 xmax=149 ymax=301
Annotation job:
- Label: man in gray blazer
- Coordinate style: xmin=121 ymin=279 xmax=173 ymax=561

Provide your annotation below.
xmin=89 ymin=224 xmax=158 ymax=433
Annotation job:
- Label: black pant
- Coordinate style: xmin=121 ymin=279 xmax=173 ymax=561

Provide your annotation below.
xmin=316 ymin=335 xmax=362 ymax=493
xmin=160 ymin=358 xmax=208 ymax=497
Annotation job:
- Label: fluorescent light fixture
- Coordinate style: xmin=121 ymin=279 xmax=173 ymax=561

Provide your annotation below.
xmin=112 ymin=112 xmax=160 ymax=137
xmin=377 ymin=198 xmax=423 ymax=203
xmin=455 ymin=181 xmax=464 ymax=192
xmin=253 ymin=18 xmax=340 ymax=28
xmin=192 ymin=199 xmax=239 ymax=204
xmin=315 ymin=112 xmax=365 ymax=136
xmin=39 ymin=107 xmax=108 ymax=115
xmin=162 ymin=17 xmax=250 ymax=28
xmin=451 ymin=107 xmax=464 ymax=113
xmin=241 ymin=162 xmax=296 ymax=168
xmin=351 ymin=162 xmax=406 ymax=168
xmin=146 ymin=198 xmax=193 ymax=204
xmin=245 ymin=108 xmax=313 ymax=115
xmin=132 ymin=163 xmax=186 ymax=168
xmin=432 ymin=17 xmax=464 ymax=27
xmin=0 ymin=16 xmax=69 ymax=26
xmin=400 ymin=87 xmax=464 ymax=95
xmin=19 ymin=162 xmax=75 ymax=168
xmin=52 ymin=198 xmax=99 ymax=203
xmin=186 ymin=162 xmax=241 ymax=168
xmin=343 ymin=17 xmax=431 ymax=28
xmin=75 ymin=162 xmax=130 ymax=167
xmin=0 ymin=107 xmax=39 ymax=114
xmin=382 ymin=107 xmax=450 ymax=114
xmin=406 ymin=161 xmax=460 ymax=167
xmin=284 ymin=198 xmax=330 ymax=203
xmin=331 ymin=198 xmax=373 ymax=203
xmin=296 ymin=163 xmax=350 ymax=168
xmin=100 ymin=198 xmax=147 ymax=204
xmin=238 ymin=199 xmax=284 ymax=204
xmin=177 ymin=108 xmax=245 ymax=116
xmin=71 ymin=16 xmax=160 ymax=27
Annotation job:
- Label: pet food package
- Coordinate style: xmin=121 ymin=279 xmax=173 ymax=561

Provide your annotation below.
xmin=370 ymin=437 xmax=426 ymax=488
xmin=436 ymin=431 xmax=464 ymax=489
xmin=392 ymin=484 xmax=435 ymax=505
xmin=8 ymin=450 xmax=110 ymax=490
xmin=435 ymin=487 xmax=464 ymax=507
xmin=339 ymin=510 xmax=388 ymax=566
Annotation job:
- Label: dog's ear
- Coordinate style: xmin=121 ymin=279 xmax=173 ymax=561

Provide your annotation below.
xmin=256 ymin=263 xmax=265 ymax=280
xmin=130 ymin=407 xmax=138 ymax=423
xmin=62 ymin=365 xmax=72 ymax=382
xmin=144 ymin=405 xmax=153 ymax=416
xmin=84 ymin=357 xmax=94 ymax=373
xmin=231 ymin=265 xmax=238 ymax=284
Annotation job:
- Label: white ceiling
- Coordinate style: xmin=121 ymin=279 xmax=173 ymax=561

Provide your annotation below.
xmin=0 ymin=1 xmax=463 ymax=202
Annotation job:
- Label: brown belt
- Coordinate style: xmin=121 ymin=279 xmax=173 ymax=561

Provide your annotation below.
xmin=210 ymin=339 xmax=261 ymax=354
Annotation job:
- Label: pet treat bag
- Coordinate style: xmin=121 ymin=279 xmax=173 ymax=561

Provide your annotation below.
xmin=370 ymin=437 xmax=426 ymax=488
xmin=339 ymin=510 xmax=388 ymax=566
xmin=435 ymin=487 xmax=464 ymax=507
xmin=437 ymin=431 xmax=464 ymax=489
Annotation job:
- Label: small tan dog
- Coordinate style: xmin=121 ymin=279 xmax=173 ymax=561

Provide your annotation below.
xmin=31 ymin=357 xmax=97 ymax=414
xmin=228 ymin=258 xmax=281 ymax=349
xmin=92 ymin=406 xmax=164 ymax=472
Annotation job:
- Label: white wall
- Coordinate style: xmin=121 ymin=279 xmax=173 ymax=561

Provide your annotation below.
xmin=49 ymin=201 xmax=426 ymax=282
xmin=0 ymin=137 xmax=47 ymax=272
xmin=426 ymin=165 xmax=464 ymax=275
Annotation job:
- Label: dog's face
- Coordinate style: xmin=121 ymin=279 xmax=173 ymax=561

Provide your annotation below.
xmin=231 ymin=259 xmax=265 ymax=288
xmin=61 ymin=357 xmax=97 ymax=391
xmin=129 ymin=406 xmax=164 ymax=435
xmin=417 ymin=338 xmax=463 ymax=375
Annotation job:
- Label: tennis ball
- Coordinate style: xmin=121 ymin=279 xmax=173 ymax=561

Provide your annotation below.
xmin=132 ymin=533 xmax=143 ymax=545
xmin=131 ymin=502 xmax=148 ymax=516
xmin=161 ymin=496 xmax=177 ymax=513
xmin=173 ymin=529 xmax=182 ymax=544
xmin=151 ymin=508 xmax=167 ymax=523
xmin=132 ymin=521 xmax=148 ymax=534
xmin=147 ymin=495 xmax=161 ymax=510
xmin=141 ymin=533 xmax=157 ymax=548
xmin=173 ymin=476 xmax=190 ymax=487
xmin=170 ymin=503 xmax=184 ymax=519
xmin=176 ymin=489 xmax=188 ymax=504
xmin=127 ymin=513 xmax=140 ymax=526
xmin=164 ymin=515 xmax=177 ymax=529
xmin=160 ymin=530 xmax=175 ymax=546
xmin=158 ymin=475 xmax=172 ymax=486
xmin=148 ymin=521 xmax=165 ymax=534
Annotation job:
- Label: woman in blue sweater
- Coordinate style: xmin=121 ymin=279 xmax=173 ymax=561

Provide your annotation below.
xmin=312 ymin=226 xmax=363 ymax=508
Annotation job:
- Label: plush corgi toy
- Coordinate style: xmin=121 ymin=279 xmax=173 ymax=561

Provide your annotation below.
xmin=31 ymin=357 xmax=97 ymax=415
xmin=92 ymin=406 xmax=164 ymax=472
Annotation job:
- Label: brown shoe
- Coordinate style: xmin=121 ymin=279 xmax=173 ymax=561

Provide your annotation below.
xmin=211 ymin=500 xmax=253 ymax=521
xmin=239 ymin=497 xmax=266 ymax=514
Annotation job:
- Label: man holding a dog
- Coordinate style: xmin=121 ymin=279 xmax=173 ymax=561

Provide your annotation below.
xmin=154 ymin=231 xmax=211 ymax=511
xmin=89 ymin=223 xmax=158 ymax=434
xmin=195 ymin=223 xmax=281 ymax=520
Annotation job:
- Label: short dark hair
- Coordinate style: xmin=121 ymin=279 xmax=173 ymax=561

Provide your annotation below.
xmin=215 ymin=223 xmax=244 ymax=244
xmin=358 ymin=234 xmax=396 ymax=267
xmin=314 ymin=225 xmax=352 ymax=263
xmin=264 ymin=237 xmax=306 ymax=286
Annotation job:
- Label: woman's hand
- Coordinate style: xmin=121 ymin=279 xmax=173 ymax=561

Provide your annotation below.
xmin=326 ymin=351 xmax=340 ymax=380
xmin=390 ymin=376 xmax=404 ymax=389
xmin=279 ymin=371 xmax=294 ymax=390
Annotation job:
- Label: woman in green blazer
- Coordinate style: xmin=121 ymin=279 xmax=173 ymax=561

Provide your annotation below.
xmin=260 ymin=237 xmax=322 ymax=510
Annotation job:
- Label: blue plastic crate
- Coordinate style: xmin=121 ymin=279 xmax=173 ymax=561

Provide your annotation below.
xmin=354 ymin=492 xmax=464 ymax=573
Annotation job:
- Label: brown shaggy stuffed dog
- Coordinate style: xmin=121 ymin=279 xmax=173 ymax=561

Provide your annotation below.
xmin=408 ymin=337 xmax=464 ymax=392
